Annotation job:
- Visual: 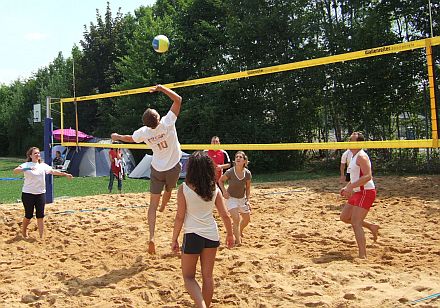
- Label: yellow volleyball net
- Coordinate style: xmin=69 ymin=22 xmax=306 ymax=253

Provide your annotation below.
xmin=56 ymin=36 xmax=440 ymax=151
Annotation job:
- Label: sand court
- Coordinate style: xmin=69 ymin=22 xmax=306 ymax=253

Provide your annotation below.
xmin=1 ymin=175 xmax=439 ymax=307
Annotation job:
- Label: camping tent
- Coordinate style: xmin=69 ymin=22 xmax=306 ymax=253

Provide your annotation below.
xmin=128 ymin=154 xmax=153 ymax=178
xmin=129 ymin=152 xmax=190 ymax=179
xmin=57 ymin=139 xmax=136 ymax=177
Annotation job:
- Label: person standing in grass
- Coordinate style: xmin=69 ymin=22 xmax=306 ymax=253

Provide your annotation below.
xmin=108 ymin=143 xmax=123 ymax=194
xmin=14 ymin=147 xmax=73 ymax=238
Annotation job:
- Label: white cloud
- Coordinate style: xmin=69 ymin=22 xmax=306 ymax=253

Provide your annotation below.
xmin=24 ymin=32 xmax=48 ymax=41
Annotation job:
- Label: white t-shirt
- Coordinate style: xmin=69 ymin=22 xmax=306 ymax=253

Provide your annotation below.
xmin=182 ymin=182 xmax=220 ymax=242
xmin=341 ymin=149 xmax=353 ymax=173
xmin=20 ymin=162 xmax=53 ymax=194
xmin=132 ymin=110 xmax=182 ymax=171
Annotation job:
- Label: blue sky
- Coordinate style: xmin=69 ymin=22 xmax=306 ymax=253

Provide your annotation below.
xmin=0 ymin=0 xmax=155 ymax=85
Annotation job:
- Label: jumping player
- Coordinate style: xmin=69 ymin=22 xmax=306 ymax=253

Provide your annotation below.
xmin=111 ymin=84 xmax=182 ymax=254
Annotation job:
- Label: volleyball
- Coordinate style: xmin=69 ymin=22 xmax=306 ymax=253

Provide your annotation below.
xmin=152 ymin=35 xmax=169 ymax=53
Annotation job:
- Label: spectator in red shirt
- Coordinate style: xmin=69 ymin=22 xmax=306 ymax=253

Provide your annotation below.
xmin=108 ymin=144 xmax=123 ymax=194
xmin=206 ymin=136 xmax=231 ymax=183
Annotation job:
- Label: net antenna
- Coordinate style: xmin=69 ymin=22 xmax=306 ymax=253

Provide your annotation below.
xmin=428 ymin=0 xmax=434 ymax=38
xmin=72 ymin=55 xmax=80 ymax=149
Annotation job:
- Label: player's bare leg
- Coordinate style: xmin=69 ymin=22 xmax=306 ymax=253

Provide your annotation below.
xmin=239 ymin=213 xmax=250 ymax=239
xmin=148 ymin=193 xmax=161 ymax=254
xmin=159 ymin=190 xmax=172 ymax=212
xmin=21 ymin=218 xmax=31 ymax=237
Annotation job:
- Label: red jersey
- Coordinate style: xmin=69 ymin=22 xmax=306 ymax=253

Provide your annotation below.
xmin=207 ymin=149 xmax=230 ymax=182
xmin=109 ymin=149 xmax=122 ymax=177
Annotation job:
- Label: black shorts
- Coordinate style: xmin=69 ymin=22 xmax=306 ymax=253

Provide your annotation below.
xmin=182 ymin=233 xmax=220 ymax=254
xmin=22 ymin=192 xmax=46 ymax=219
xmin=345 ymin=173 xmax=350 ymax=182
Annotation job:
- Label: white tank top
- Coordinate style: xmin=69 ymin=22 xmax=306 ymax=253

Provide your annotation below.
xmin=348 ymin=150 xmax=375 ymax=192
xmin=182 ymin=182 xmax=220 ymax=241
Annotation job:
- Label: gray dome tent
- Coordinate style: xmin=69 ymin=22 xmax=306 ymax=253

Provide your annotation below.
xmin=129 ymin=152 xmax=190 ymax=179
xmin=61 ymin=138 xmax=136 ymax=177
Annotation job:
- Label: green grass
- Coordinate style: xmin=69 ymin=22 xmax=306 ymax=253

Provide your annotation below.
xmin=53 ymin=176 xmax=151 ymax=198
xmin=0 ymin=157 xmax=25 ymax=204
xmin=0 ymin=157 xmax=152 ymax=204
xmin=0 ymin=157 xmax=333 ymax=204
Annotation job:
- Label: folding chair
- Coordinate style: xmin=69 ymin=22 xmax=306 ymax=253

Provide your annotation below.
xmin=61 ymin=160 xmax=71 ymax=172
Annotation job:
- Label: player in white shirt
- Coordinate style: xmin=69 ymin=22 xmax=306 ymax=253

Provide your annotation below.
xmin=111 ymin=85 xmax=182 ymax=254
xmin=13 ymin=147 xmax=73 ymax=238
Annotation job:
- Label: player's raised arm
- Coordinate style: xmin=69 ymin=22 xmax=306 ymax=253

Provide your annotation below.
xmin=150 ymin=85 xmax=182 ymax=116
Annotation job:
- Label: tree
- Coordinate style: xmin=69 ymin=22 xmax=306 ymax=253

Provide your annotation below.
xmin=75 ymin=2 xmax=135 ymax=135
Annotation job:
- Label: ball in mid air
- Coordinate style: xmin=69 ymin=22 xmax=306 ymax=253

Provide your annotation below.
xmin=152 ymin=35 xmax=169 ymax=53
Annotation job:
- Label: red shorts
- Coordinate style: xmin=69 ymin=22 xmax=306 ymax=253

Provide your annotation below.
xmin=348 ymin=189 xmax=376 ymax=210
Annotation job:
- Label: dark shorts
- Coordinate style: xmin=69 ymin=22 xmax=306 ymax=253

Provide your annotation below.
xmin=182 ymin=233 xmax=220 ymax=254
xmin=345 ymin=173 xmax=350 ymax=182
xmin=150 ymin=162 xmax=181 ymax=194
xmin=22 ymin=192 xmax=46 ymax=219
